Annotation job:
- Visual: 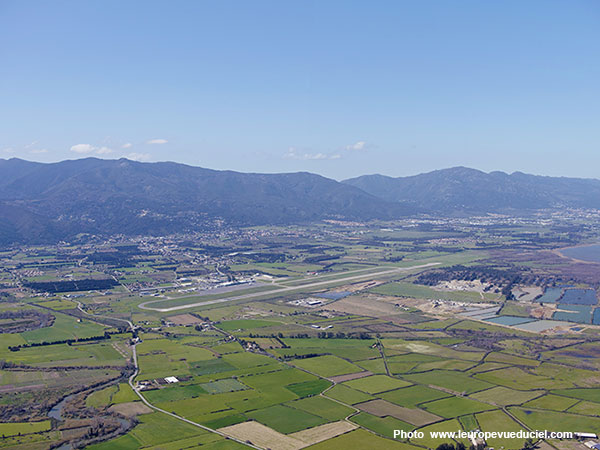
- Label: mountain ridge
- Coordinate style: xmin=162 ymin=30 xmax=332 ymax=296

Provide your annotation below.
xmin=2 ymin=157 xmax=600 ymax=245
xmin=343 ymin=166 xmax=600 ymax=213
xmin=0 ymin=157 xmax=412 ymax=245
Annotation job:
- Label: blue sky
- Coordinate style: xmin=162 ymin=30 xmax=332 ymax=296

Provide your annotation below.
xmin=1 ymin=1 xmax=599 ymax=180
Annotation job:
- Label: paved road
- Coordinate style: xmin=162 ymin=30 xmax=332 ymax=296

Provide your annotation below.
xmin=74 ymin=300 xmax=260 ymax=448
xmin=138 ymin=262 xmax=440 ymax=312
xmin=127 ymin=343 xmax=262 ymax=449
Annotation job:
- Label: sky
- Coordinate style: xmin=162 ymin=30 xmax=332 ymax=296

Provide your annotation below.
xmin=0 ymin=1 xmax=599 ymax=180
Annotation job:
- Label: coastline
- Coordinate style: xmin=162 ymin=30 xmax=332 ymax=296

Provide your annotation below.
xmin=552 ymin=243 xmax=600 ymax=265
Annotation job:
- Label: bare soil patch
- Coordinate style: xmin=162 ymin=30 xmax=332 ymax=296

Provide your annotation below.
xmin=289 ymin=421 xmax=357 ymax=445
xmin=324 ymin=294 xmax=415 ymax=320
xmin=108 ymin=402 xmax=152 ymax=417
xmin=218 ymin=421 xmax=304 ymax=450
xmin=355 ymin=399 xmax=440 ymax=426
xmin=167 ymin=313 xmax=203 ymax=325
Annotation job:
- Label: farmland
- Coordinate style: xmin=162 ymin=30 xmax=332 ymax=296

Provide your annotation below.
xmin=1 ymin=218 xmax=600 ymax=449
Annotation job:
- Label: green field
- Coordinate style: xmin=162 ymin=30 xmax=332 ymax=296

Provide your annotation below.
xmin=247 ymin=404 xmax=326 ymax=433
xmin=86 ymin=412 xmax=230 ymax=449
xmin=552 ymin=388 xmax=600 ymax=403
xmin=343 ymin=374 xmax=411 ymax=394
xmin=509 ymin=407 xmax=600 ymax=434
xmin=522 ymin=394 xmax=579 ymax=411
xmin=0 ymin=420 xmax=51 ymax=437
xmin=476 ymin=410 xmax=524 ymax=449
xmin=402 ymin=370 xmax=493 ymax=394
xmin=470 ymin=386 xmax=543 ymax=406
xmin=292 ymin=355 xmax=362 ymax=378
xmin=475 ymin=366 xmax=572 ymax=390
xmin=380 ymin=385 xmax=451 ymax=407
xmin=350 ymin=412 xmax=414 ymax=437
xmin=200 ymin=378 xmax=248 ymax=394
xmin=326 ymin=384 xmax=375 ymax=405
xmin=371 ymin=281 xmax=496 ymax=303
xmin=422 ymin=396 xmax=495 ymax=418
xmin=288 ymin=395 xmax=354 ymax=421
xmin=285 ymin=379 xmax=331 ymax=397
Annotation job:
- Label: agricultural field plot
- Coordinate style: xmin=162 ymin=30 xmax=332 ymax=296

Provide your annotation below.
xmin=371 ymin=281 xmax=495 ymax=303
xmin=136 ymin=335 xmax=220 ymax=379
xmin=485 ymin=351 xmax=540 ymax=367
xmin=379 ymin=385 xmax=452 ymax=407
xmin=143 ymin=383 xmax=209 ymax=403
xmin=20 ymin=312 xmax=109 ymax=343
xmin=86 ymin=383 xmax=119 ymax=408
xmin=475 ymin=410 xmax=524 ymax=449
xmin=325 ymin=384 xmax=375 ymax=405
xmin=191 ymin=358 xmax=237 ymax=376
xmin=350 ymin=411 xmax=414 ymax=436
xmin=87 ymin=412 xmax=234 ymax=450
xmin=381 ymin=339 xmax=486 ymax=362
xmin=551 ymin=387 xmax=600 ymax=403
xmin=342 ymin=374 xmax=412 ymax=394
xmin=566 ymin=400 xmax=600 ymax=415
xmin=287 ymin=395 xmax=354 ymax=421
xmin=355 ymin=399 xmax=441 ymax=426
xmin=291 ymin=355 xmax=363 ymax=378
xmin=402 ymin=370 xmax=493 ymax=394
xmin=304 ymin=428 xmax=419 ymax=450
xmin=410 ymin=419 xmax=469 ymax=449
xmin=285 ymin=379 xmax=332 ymax=397
xmin=278 ymin=338 xmax=380 ymax=362
xmin=509 ymin=407 xmax=600 ymax=434
xmin=34 ymin=299 xmax=77 ymax=310
xmin=246 ymin=404 xmax=327 ymax=434
xmin=289 ymin=421 xmax=358 ymax=446
xmin=108 ymin=401 xmax=153 ymax=417
xmin=219 ymin=318 xmax=283 ymax=331
xmin=474 ymin=366 xmax=573 ymax=390
xmin=469 ymin=386 xmax=543 ymax=406
xmin=0 ymin=341 xmax=126 ymax=367
xmin=218 ymin=421 xmax=304 ymax=450
xmin=421 ymin=396 xmax=495 ymax=418
xmin=201 ymin=378 xmax=249 ymax=394
xmin=522 ymin=394 xmax=580 ymax=412
xmin=0 ymin=420 xmax=51 ymax=437
xmin=328 ymin=371 xmax=372 ymax=383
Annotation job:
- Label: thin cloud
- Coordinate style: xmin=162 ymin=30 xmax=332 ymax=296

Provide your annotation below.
xmin=345 ymin=141 xmax=367 ymax=151
xmin=121 ymin=142 xmax=133 ymax=149
xmin=146 ymin=138 xmax=168 ymax=145
xmin=126 ymin=152 xmax=151 ymax=161
xmin=70 ymin=143 xmax=113 ymax=155
xmin=283 ymin=147 xmax=341 ymax=161
xmin=30 ymin=148 xmax=48 ymax=154
xmin=70 ymin=144 xmax=95 ymax=154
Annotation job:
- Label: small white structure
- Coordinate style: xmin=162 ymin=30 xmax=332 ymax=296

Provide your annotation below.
xmin=165 ymin=376 xmax=179 ymax=384
xmin=577 ymin=433 xmax=599 ymax=440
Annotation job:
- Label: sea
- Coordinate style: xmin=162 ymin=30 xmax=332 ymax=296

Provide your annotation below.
xmin=560 ymin=244 xmax=600 ymax=263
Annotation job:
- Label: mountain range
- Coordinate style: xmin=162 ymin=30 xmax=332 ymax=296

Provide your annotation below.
xmin=1 ymin=158 xmax=599 ymax=245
